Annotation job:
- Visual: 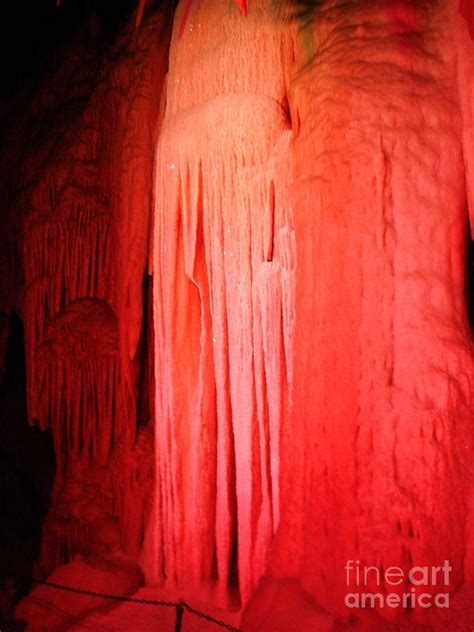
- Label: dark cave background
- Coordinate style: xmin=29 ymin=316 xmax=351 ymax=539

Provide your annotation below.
xmin=0 ymin=0 xmax=165 ymax=99
xmin=0 ymin=314 xmax=55 ymax=625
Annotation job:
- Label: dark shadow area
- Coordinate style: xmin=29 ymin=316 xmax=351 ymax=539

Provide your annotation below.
xmin=0 ymin=0 xmax=178 ymax=101
xmin=137 ymin=273 xmax=154 ymax=429
xmin=466 ymin=217 xmax=474 ymax=334
xmin=0 ymin=313 xmax=55 ymax=627
xmin=0 ymin=0 xmax=136 ymax=99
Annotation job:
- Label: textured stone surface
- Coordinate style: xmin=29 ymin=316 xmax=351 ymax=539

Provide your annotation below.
xmin=147 ymin=0 xmax=294 ymax=603
xmin=273 ymin=0 xmax=474 ymax=626
xmin=0 ymin=7 xmax=171 ymax=572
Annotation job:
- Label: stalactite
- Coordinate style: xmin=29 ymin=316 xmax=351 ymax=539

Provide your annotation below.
xmin=149 ymin=0 xmax=294 ymax=603
xmin=4 ymin=8 xmax=171 ymax=572
xmin=135 ymin=0 xmax=147 ymax=28
xmin=36 ymin=300 xmax=120 ymax=470
xmin=21 ymin=209 xmax=111 ymax=427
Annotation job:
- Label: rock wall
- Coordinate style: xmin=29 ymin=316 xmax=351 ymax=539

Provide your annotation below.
xmin=272 ymin=0 xmax=474 ymax=624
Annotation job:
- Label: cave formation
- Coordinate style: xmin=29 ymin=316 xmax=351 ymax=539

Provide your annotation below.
xmin=1 ymin=0 xmax=474 ymax=630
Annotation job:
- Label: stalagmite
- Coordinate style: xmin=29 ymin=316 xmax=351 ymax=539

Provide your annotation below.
xmin=36 ymin=299 xmax=120 ymax=469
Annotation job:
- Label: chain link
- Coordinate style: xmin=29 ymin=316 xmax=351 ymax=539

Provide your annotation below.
xmin=181 ymin=600 xmax=241 ymax=631
xmin=30 ymin=577 xmax=243 ymax=632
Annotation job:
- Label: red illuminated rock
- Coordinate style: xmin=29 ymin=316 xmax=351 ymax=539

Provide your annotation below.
xmin=269 ymin=0 xmax=474 ymax=627
xmin=2 ymin=7 xmax=171 ymax=572
xmin=2 ymin=1 xmax=474 ymax=629
xmin=147 ymin=0 xmax=294 ymax=603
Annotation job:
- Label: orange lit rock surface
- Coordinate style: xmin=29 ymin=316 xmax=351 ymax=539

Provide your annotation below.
xmin=270 ymin=0 xmax=474 ymax=627
xmin=148 ymin=0 xmax=294 ymax=603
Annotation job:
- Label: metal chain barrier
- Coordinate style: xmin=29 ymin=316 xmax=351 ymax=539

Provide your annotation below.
xmin=29 ymin=577 xmax=243 ymax=632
